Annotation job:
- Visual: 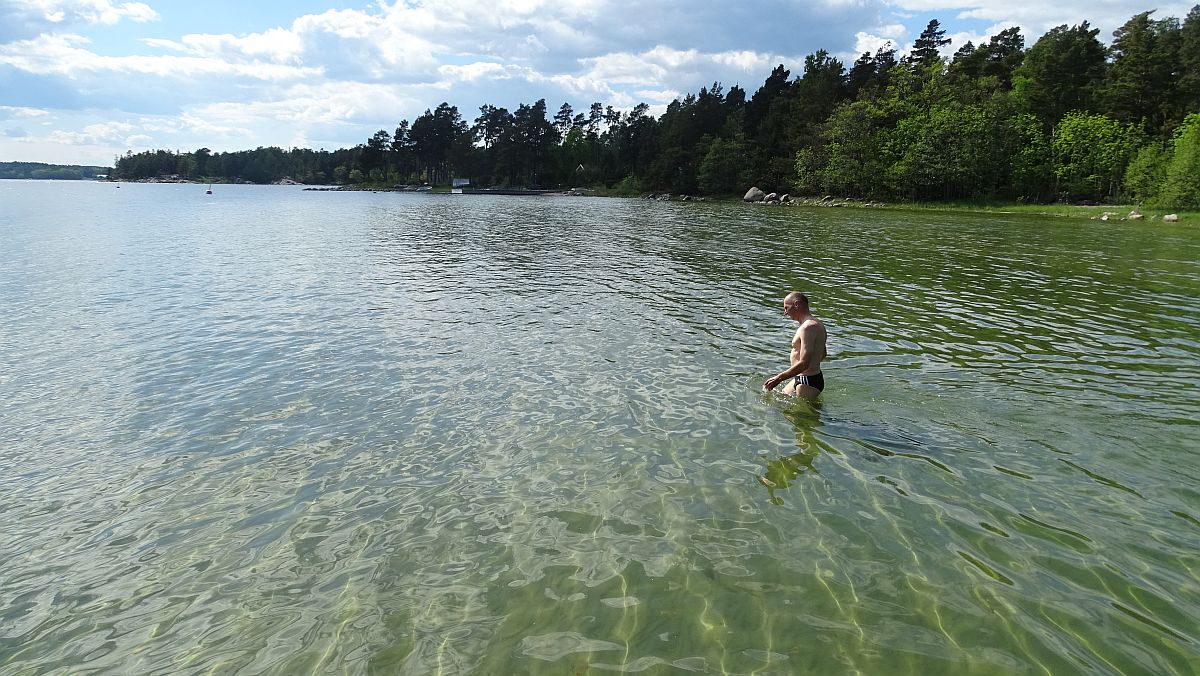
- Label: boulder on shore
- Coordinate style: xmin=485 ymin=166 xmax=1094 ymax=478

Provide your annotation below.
xmin=743 ymin=187 xmax=765 ymax=202
xmin=1163 ymin=213 xmax=1180 ymax=222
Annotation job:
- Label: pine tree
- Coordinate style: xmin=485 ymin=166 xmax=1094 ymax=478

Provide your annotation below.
xmin=907 ymin=20 xmax=951 ymax=68
xmin=1104 ymin=11 xmax=1182 ymax=135
xmin=1177 ymin=6 xmax=1200 ymax=116
xmin=1012 ymin=23 xmax=1107 ymax=127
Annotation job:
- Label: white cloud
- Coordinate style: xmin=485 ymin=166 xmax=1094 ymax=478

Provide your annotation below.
xmin=20 ymin=0 xmax=159 ymax=24
xmin=438 ymin=62 xmax=514 ymax=82
xmin=48 ymin=120 xmax=134 ymax=144
xmin=139 ymin=37 xmax=186 ymax=52
xmin=0 ymin=33 xmax=320 ymax=81
xmin=0 ymin=105 xmax=51 ymax=119
xmin=543 ymin=73 xmax=619 ymax=100
xmin=0 ymin=0 xmax=158 ymax=40
xmin=631 ymin=88 xmax=679 ymax=102
xmin=579 ymin=46 xmax=781 ymax=88
xmin=154 ymin=27 xmax=306 ymax=63
xmin=191 ymin=81 xmax=423 ymax=129
xmin=852 ymin=32 xmax=896 ymax=58
xmin=886 ymin=1 xmax=1197 ymax=42
xmin=712 ymin=50 xmax=769 ymax=71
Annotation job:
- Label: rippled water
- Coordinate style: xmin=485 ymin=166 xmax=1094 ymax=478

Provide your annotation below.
xmin=2 ymin=181 xmax=1198 ymax=674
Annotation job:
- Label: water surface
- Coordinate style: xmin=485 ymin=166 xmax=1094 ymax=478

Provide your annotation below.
xmin=1 ymin=181 xmax=1198 ymax=674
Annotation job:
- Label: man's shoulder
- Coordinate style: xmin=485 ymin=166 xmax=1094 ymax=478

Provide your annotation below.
xmin=801 ymin=317 xmax=827 ymax=340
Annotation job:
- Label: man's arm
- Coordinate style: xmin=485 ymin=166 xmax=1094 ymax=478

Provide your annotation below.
xmin=763 ymin=365 xmax=802 ymax=391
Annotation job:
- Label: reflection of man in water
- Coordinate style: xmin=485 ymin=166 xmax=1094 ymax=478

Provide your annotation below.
xmin=763 ymin=291 xmax=828 ymax=400
xmin=758 ymin=406 xmax=822 ymax=503
xmin=759 ymin=451 xmax=818 ymax=503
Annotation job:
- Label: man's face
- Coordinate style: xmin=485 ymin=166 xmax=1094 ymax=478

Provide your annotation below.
xmin=783 ymin=299 xmax=801 ymax=317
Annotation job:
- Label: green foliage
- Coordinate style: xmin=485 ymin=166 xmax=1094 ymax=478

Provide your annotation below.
xmin=793 ymin=50 xmax=848 ymax=124
xmin=907 ymin=20 xmax=951 ymax=68
xmin=1160 ymin=113 xmax=1200 ymax=208
xmin=608 ymin=175 xmax=642 ymax=196
xmin=1052 ymin=112 xmax=1135 ymax=201
xmin=1103 ymin=11 xmax=1182 ymax=132
xmin=745 ymin=64 xmax=791 ymax=137
xmin=948 ymin=27 xmax=1025 ymax=99
xmin=819 ymin=100 xmax=889 ymax=197
xmin=112 ymin=146 xmax=358 ymax=184
xmin=848 ymin=45 xmax=898 ymax=100
xmin=1179 ymin=6 xmax=1200 ymax=114
xmin=1012 ymin=23 xmax=1107 ymax=125
xmin=409 ymin=102 xmax=470 ymax=185
xmin=1124 ymin=142 xmax=1170 ymax=203
xmin=792 ymin=147 xmax=823 ymax=195
xmin=888 ymin=103 xmax=1008 ymax=199
xmin=698 ymin=135 xmax=751 ymax=195
xmin=0 ymin=162 xmax=109 ymax=179
xmin=1008 ymin=114 xmax=1055 ymax=200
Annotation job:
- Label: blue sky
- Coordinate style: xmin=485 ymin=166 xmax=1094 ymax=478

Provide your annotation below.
xmin=0 ymin=0 xmax=1192 ymax=165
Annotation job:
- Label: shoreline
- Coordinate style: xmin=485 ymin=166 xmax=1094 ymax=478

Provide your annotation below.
xmin=77 ymin=178 xmax=1196 ymax=222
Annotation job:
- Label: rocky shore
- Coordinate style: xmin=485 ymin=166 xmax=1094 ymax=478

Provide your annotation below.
xmin=635 ymin=187 xmax=886 ymax=208
xmin=146 ymin=179 xmax=1181 ymax=221
xmin=114 ymin=175 xmax=303 ymax=185
xmin=302 ymin=184 xmax=433 ymax=192
xmin=741 ymin=186 xmax=887 ymax=208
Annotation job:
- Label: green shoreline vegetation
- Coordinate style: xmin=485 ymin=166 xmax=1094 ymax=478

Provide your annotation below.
xmin=871 ymin=200 xmax=1199 ymax=222
xmin=0 ymin=161 xmax=109 ymax=180
xmin=48 ymin=9 xmax=1200 ymax=218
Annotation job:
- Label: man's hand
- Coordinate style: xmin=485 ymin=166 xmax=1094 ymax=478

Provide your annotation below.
xmin=763 ymin=374 xmax=784 ymax=391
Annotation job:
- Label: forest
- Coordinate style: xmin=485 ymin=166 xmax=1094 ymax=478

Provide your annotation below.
xmin=110 ymin=8 xmax=1200 ymax=208
xmin=1 ymin=162 xmax=109 ymax=180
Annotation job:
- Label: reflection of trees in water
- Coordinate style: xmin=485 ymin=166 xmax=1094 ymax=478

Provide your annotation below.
xmin=758 ymin=400 xmax=823 ymax=505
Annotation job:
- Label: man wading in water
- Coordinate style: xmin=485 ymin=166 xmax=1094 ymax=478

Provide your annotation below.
xmin=763 ymin=291 xmax=827 ymax=400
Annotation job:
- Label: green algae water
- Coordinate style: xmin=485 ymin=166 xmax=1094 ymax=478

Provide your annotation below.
xmin=1 ymin=181 xmax=1197 ymax=674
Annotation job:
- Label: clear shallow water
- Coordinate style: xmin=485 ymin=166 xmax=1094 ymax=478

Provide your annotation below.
xmin=1 ymin=181 xmax=1198 ymax=674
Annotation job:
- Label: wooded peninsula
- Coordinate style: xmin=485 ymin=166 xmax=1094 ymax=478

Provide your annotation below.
xmin=109 ymin=9 xmax=1200 ymax=209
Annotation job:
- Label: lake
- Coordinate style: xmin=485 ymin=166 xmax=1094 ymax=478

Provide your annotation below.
xmin=1 ymin=181 xmax=1197 ymax=674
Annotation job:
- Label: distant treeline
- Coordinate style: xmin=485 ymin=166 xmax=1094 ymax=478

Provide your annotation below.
xmin=1 ymin=162 xmax=110 ymax=180
xmin=112 ymin=8 xmax=1200 ymax=207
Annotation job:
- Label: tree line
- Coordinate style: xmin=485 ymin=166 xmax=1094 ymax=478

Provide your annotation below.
xmin=111 ymin=8 xmax=1200 ymax=208
xmin=1 ymin=161 xmax=109 ymax=180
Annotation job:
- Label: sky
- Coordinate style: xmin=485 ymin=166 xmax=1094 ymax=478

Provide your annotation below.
xmin=0 ymin=0 xmax=1193 ymax=166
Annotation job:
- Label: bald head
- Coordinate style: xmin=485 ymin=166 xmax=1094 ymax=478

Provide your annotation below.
xmin=784 ymin=292 xmax=809 ymax=311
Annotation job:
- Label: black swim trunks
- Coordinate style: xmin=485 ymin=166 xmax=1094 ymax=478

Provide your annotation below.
xmin=792 ymin=373 xmax=824 ymax=392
